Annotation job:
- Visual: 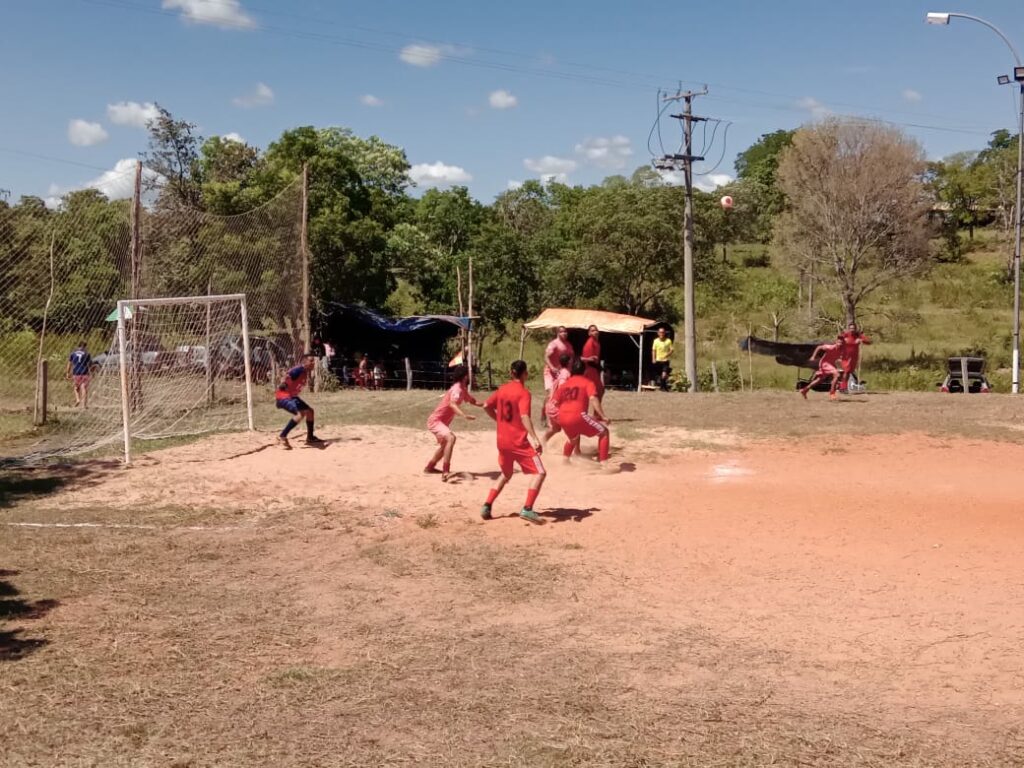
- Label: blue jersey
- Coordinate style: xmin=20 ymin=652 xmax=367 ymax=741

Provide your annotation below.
xmin=69 ymin=350 xmax=92 ymax=376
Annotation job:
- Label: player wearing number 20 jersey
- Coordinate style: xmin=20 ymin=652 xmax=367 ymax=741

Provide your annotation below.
xmin=553 ymin=359 xmax=611 ymax=464
xmin=480 ymin=360 xmax=547 ymax=523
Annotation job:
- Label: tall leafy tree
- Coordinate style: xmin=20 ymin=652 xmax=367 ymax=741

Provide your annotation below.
xmin=776 ymin=119 xmax=931 ymax=324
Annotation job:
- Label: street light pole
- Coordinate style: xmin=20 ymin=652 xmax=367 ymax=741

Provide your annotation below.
xmin=927 ymin=11 xmax=1024 ymax=393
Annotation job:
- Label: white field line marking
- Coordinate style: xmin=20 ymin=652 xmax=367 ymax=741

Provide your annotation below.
xmin=4 ymin=521 xmax=252 ymax=532
xmin=707 ymin=461 xmax=755 ymax=483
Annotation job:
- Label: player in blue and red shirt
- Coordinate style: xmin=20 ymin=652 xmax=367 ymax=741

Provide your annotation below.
xmin=66 ymin=341 xmax=92 ymax=409
xmin=276 ymin=354 xmax=323 ymax=449
xmin=480 ymin=360 xmax=546 ymax=524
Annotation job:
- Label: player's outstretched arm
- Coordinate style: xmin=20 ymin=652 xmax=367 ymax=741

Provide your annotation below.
xmin=590 ymin=396 xmax=610 ymax=424
xmin=810 ymin=344 xmax=826 ymax=362
xmin=451 ymin=402 xmax=475 ymax=421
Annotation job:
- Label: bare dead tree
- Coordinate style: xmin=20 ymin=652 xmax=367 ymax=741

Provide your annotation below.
xmin=775 ymin=119 xmax=932 ymax=325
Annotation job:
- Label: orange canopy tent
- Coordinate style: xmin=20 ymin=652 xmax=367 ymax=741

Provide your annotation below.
xmin=520 ymin=308 xmax=662 ymax=392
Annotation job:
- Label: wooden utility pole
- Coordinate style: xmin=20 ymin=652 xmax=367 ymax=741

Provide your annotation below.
xmin=656 ymin=87 xmax=708 ymax=392
xmin=300 ymin=163 xmax=311 ymax=357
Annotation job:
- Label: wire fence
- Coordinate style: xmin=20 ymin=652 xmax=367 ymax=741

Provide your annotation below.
xmin=0 ymin=172 xmax=304 ymax=462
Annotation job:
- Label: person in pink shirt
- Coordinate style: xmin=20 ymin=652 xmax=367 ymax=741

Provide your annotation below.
xmin=541 ymin=352 xmax=572 ymax=447
xmin=800 ymin=335 xmax=845 ymax=401
xmin=544 ymin=326 xmax=574 ymax=392
xmin=425 ymin=365 xmax=481 ymax=481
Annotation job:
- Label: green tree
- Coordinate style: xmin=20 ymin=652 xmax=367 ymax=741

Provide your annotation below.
xmin=734 ymin=129 xmax=795 ymax=242
xmin=259 ymin=126 xmax=412 ymax=309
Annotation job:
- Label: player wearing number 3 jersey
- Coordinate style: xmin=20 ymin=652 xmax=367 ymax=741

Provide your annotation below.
xmin=480 ymin=360 xmax=546 ymax=523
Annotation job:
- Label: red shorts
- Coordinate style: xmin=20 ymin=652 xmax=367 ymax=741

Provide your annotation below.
xmin=498 ymin=445 xmax=545 ymax=476
xmin=561 ymin=412 xmax=608 ymax=440
xmin=584 ymin=367 xmax=604 ymax=398
xmin=72 ymin=374 xmax=91 ymax=387
xmin=817 ymin=361 xmax=838 ymax=376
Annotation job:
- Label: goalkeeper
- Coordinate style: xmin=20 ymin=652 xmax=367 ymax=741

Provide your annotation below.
xmin=276 ymin=354 xmax=323 ymax=448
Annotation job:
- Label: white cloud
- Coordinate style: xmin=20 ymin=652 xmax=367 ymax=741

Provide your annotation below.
xmin=400 ymin=44 xmax=444 ymax=67
xmin=162 ymin=0 xmax=255 ymax=30
xmin=360 ymin=94 xmax=384 ymax=107
xmin=67 ymin=119 xmax=108 ymax=147
xmin=656 ymin=169 xmax=733 ymax=191
xmin=507 ymin=180 xmax=523 ymax=190
xmin=695 ymin=173 xmax=734 ymax=192
xmin=410 ymin=161 xmax=472 ymax=187
xmin=232 ymin=82 xmax=274 ymax=108
xmin=524 ymin=155 xmax=577 ymax=178
xmin=902 ymin=88 xmax=923 ymax=103
xmin=398 ymin=43 xmax=467 ymax=67
xmin=797 ymin=96 xmax=831 ymax=119
xmin=222 ymin=132 xmax=245 ymax=143
xmin=488 ymin=89 xmax=518 ymax=109
xmin=46 ymin=159 xmax=162 ymax=208
xmin=107 ymin=101 xmax=160 ymax=128
xmin=574 ymin=135 xmax=633 ymax=169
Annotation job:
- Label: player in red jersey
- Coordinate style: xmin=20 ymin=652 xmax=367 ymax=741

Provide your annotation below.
xmin=480 ymin=360 xmax=546 ymax=524
xmin=424 ymin=365 xmax=481 ymax=481
xmin=554 ymin=359 xmax=611 ymax=466
xmin=580 ymin=324 xmax=604 ymax=401
xmin=839 ymin=322 xmax=871 ymax=392
xmin=276 ymin=354 xmax=322 ymax=448
xmin=541 ymin=352 xmax=572 ymax=447
xmin=800 ymin=336 xmax=844 ymax=401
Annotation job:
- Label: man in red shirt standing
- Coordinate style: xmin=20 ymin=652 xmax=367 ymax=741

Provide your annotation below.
xmin=554 ymin=359 xmax=612 ymax=467
xmin=800 ymin=335 xmax=844 ymax=401
xmin=839 ymin=322 xmax=871 ymax=392
xmin=481 ymin=360 xmax=546 ymax=523
xmin=580 ymin=324 xmax=604 ymax=401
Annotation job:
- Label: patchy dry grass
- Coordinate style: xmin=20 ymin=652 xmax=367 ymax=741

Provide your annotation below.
xmin=3 ymin=497 xmax=1023 ymax=767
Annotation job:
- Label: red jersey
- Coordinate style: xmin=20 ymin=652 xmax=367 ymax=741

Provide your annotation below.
xmin=486 ymin=380 xmax=532 ymax=451
xmin=276 ymin=365 xmax=308 ymax=401
xmin=428 ymin=381 xmax=475 ymax=427
xmin=582 ymin=337 xmax=600 ymax=367
xmin=840 ymin=331 xmax=871 ymax=365
xmin=553 ymin=374 xmax=597 ymax=421
xmin=818 ymin=343 xmax=843 ymax=367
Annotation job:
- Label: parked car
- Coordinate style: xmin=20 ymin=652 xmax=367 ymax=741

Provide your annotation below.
xmin=93 ymin=332 xmax=164 ymax=370
xmin=939 ymin=357 xmax=991 ymax=393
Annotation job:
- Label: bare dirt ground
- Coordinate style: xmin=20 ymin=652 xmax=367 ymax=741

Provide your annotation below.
xmin=2 ymin=392 xmax=1024 ymax=766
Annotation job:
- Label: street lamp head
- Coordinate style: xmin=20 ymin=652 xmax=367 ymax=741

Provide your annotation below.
xmin=999 ymin=74 xmax=1012 ymax=85
xmin=1015 ymin=66 xmax=1024 ymax=82
xmin=926 ymin=12 xmax=952 ymax=25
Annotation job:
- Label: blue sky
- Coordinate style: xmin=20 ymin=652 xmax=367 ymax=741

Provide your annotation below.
xmin=2 ymin=0 xmax=1023 ymax=205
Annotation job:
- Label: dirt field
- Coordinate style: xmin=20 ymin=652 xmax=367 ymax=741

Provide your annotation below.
xmin=2 ymin=391 xmax=1024 ymax=766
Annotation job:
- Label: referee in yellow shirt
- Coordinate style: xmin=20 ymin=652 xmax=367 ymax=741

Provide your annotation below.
xmin=651 ymin=327 xmax=674 ymax=391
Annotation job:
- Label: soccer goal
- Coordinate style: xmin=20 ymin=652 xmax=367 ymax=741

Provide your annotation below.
xmin=113 ymin=294 xmax=255 ymax=464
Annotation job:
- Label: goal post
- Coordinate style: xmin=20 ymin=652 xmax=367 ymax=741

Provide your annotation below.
xmin=116 ymin=293 xmax=255 ymax=465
